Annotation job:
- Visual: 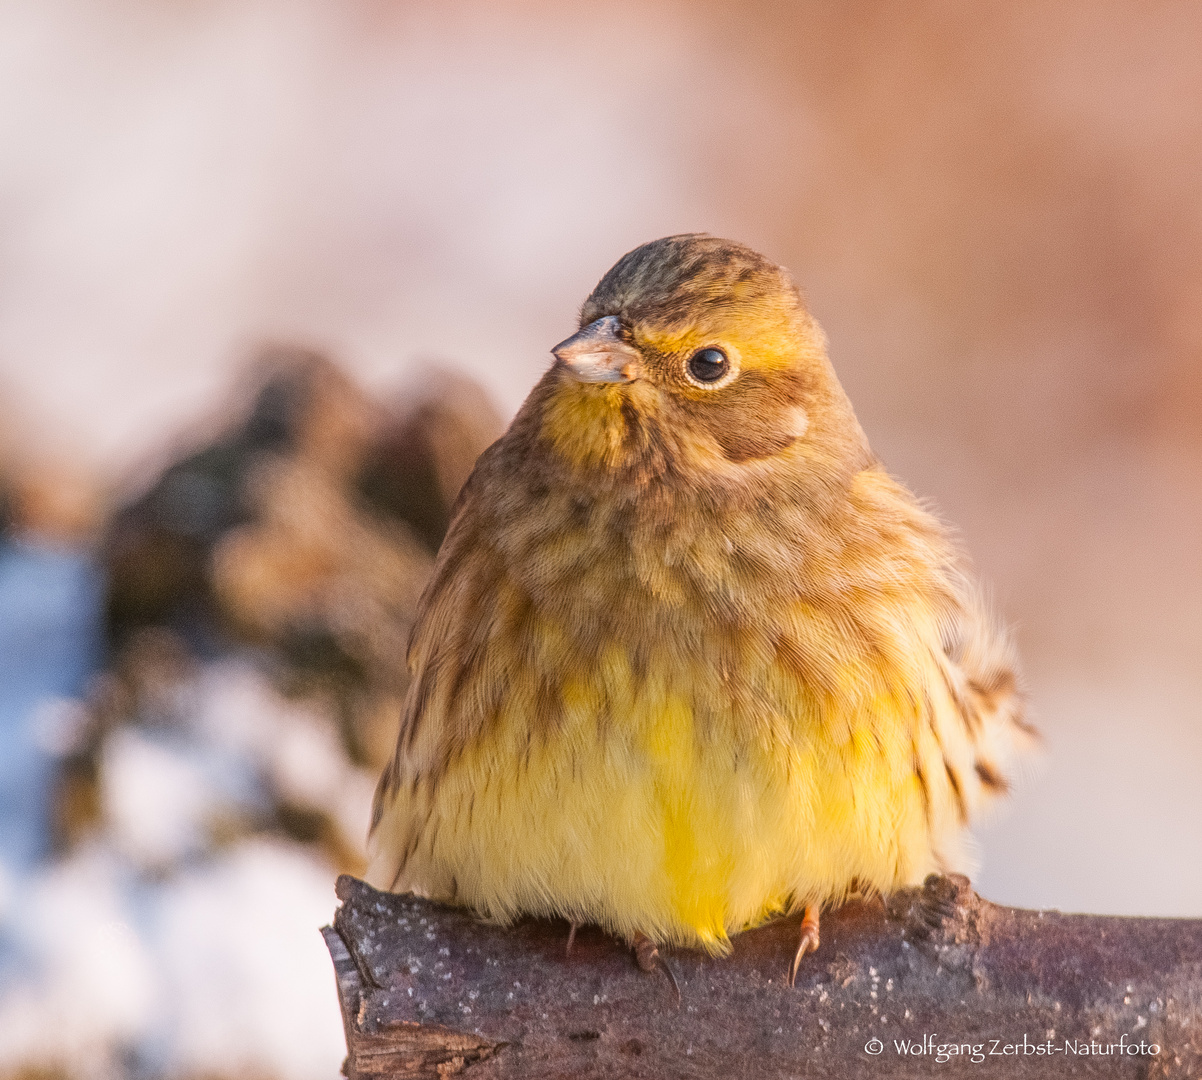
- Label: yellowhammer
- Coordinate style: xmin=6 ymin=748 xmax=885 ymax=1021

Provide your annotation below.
xmin=367 ymin=235 xmax=1031 ymax=985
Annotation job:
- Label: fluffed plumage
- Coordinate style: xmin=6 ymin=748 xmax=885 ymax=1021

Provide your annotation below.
xmin=367 ymin=234 xmax=1031 ymax=958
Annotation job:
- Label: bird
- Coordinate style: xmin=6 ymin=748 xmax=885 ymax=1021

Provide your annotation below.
xmin=366 ymin=234 xmax=1032 ymax=986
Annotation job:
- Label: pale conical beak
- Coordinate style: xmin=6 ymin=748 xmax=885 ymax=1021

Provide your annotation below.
xmin=551 ymin=315 xmax=643 ymax=383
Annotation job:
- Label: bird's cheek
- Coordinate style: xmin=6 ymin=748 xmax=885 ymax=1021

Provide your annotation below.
xmin=702 ymin=402 xmax=811 ymax=465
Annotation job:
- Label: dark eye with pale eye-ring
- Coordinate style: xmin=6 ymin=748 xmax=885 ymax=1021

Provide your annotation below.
xmin=687 ymin=347 xmax=729 ymax=384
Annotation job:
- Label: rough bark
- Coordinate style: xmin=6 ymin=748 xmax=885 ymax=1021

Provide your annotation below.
xmin=323 ymin=874 xmax=1202 ymax=1078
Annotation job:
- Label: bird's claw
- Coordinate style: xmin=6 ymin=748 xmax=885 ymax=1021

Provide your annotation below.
xmin=788 ymin=904 xmax=821 ymax=987
xmin=633 ymin=932 xmax=681 ymax=1002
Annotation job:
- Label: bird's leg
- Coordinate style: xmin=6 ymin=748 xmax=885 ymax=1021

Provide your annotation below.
xmin=632 ymin=932 xmax=681 ymax=1001
xmin=788 ymin=904 xmax=821 ymax=986
xmin=565 ymin=921 xmax=579 ymax=957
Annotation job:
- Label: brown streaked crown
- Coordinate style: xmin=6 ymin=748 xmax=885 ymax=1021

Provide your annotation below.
xmin=580 ymin=234 xmax=801 ymax=332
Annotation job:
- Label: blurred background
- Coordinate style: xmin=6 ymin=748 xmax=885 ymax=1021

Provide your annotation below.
xmin=1 ymin=0 xmax=1200 ymax=1076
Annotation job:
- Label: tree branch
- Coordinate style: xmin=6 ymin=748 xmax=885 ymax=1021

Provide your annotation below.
xmin=324 ymin=874 xmax=1202 ymax=1078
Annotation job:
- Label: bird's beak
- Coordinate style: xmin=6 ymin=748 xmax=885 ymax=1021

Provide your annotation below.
xmin=551 ymin=315 xmax=643 ymax=383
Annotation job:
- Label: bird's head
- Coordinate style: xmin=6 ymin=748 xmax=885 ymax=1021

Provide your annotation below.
xmin=539 ymin=235 xmax=868 ymax=481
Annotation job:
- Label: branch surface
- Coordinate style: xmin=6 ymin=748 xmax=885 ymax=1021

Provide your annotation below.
xmin=324 ymin=874 xmax=1202 ymax=1078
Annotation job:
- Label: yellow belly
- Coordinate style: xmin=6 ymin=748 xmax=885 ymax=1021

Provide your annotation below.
xmin=368 ymin=657 xmax=946 ymax=953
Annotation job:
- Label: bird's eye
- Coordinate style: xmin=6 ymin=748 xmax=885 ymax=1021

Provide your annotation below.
xmin=687 ymin=348 xmax=730 ymax=385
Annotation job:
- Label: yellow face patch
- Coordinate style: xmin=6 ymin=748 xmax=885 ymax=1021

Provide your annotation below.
xmin=635 ymin=293 xmax=802 ymax=379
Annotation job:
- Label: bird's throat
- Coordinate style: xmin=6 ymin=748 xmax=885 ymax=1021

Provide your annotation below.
xmin=540 ymin=378 xmax=637 ymax=470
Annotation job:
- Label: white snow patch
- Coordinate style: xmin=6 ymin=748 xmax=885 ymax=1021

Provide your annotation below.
xmin=0 ymin=845 xmax=157 ymax=1077
xmin=102 ymin=727 xmax=228 ymax=869
xmin=0 ymin=839 xmax=346 ymax=1080
xmin=149 ymin=838 xmax=344 ymax=1080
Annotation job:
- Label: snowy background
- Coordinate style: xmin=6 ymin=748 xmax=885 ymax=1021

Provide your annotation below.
xmin=2 ymin=1 xmax=1201 ymax=1077
xmin=0 ymin=551 xmax=357 ymax=1078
